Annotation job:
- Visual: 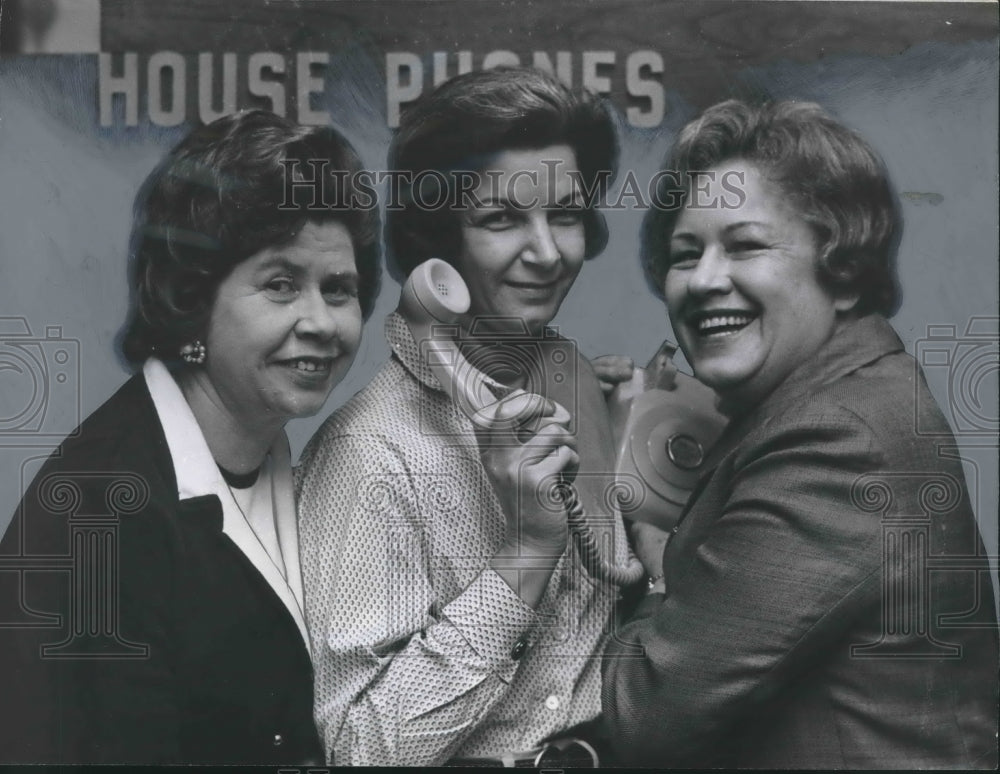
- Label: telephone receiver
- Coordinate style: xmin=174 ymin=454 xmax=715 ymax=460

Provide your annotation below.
xmin=398 ymin=258 xmax=643 ymax=586
xmin=607 ymin=341 xmax=728 ymax=532
xmin=397 ymin=258 xmax=572 ymax=429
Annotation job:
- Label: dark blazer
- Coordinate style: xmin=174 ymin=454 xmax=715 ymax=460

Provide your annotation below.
xmin=602 ymin=315 xmax=999 ymax=769
xmin=0 ymin=374 xmax=323 ymax=765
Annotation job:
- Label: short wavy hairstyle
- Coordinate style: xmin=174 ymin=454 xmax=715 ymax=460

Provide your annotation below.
xmin=642 ymin=99 xmax=901 ymax=317
xmin=385 ymin=66 xmax=619 ymax=282
xmin=120 ymin=110 xmax=381 ymax=366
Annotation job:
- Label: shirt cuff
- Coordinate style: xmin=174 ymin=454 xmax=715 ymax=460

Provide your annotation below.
xmin=439 ymin=568 xmax=541 ymax=673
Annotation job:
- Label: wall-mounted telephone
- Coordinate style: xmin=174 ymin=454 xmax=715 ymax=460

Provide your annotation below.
xmin=397 ymin=259 xmax=724 ymax=586
xmin=607 ymin=342 xmax=728 ymax=533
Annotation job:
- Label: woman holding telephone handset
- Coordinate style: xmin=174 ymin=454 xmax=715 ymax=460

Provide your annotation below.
xmin=297 ymin=67 xmax=634 ymax=766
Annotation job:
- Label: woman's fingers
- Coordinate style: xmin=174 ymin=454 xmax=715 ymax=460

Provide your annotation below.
xmin=519 ymin=417 xmax=577 ymax=457
xmin=474 ymin=389 xmax=573 ymax=442
xmin=627 ymin=519 xmax=673 ymax=577
xmin=539 ymin=444 xmax=579 ymax=481
xmin=472 ymin=389 xmax=550 ymax=433
xmin=482 ymin=420 xmax=577 ymax=480
xmin=493 ymin=389 xmax=554 ymax=422
xmin=474 ymin=392 xmax=582 ymax=558
xmin=478 ymin=393 xmax=577 ymax=493
xmin=591 ymin=354 xmax=635 ymax=396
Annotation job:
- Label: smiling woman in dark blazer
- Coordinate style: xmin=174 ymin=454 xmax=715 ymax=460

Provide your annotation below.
xmin=602 ymin=100 xmax=999 ymax=769
xmin=0 ymin=110 xmax=380 ymax=764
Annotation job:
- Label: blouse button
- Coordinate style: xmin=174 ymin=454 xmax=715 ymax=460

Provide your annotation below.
xmin=544 ymin=694 xmax=560 ymax=711
xmin=510 ymin=637 xmax=528 ymax=660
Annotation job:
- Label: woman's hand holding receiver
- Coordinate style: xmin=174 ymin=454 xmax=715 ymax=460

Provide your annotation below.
xmin=591 ymin=354 xmax=635 ymax=397
xmin=628 ymin=520 xmax=671 ymax=593
xmin=477 ymin=389 xmax=579 ymax=608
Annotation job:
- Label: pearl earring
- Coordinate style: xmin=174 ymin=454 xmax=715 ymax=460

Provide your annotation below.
xmin=180 ymin=340 xmax=206 ymax=365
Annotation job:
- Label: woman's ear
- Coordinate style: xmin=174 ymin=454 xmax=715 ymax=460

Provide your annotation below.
xmin=834 ymin=291 xmax=861 ymax=314
xmin=817 ymin=241 xmax=862 ymax=315
xmin=584 ymin=210 xmax=609 ymax=259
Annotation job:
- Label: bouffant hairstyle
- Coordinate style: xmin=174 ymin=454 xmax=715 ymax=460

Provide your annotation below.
xmin=121 ymin=110 xmax=381 ymax=365
xmin=642 ymin=99 xmax=901 ymax=317
xmin=385 ymin=66 xmax=618 ymax=282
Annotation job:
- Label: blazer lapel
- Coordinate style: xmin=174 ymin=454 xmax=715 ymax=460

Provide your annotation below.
xmin=142 ymin=359 xmax=312 ymax=655
xmin=663 ymin=315 xmax=906 ymax=593
xmin=265 ymin=433 xmax=311 ymax=654
xmin=217 ymin=452 xmax=311 ymax=656
xmin=660 ymin=404 xmax=756 ymax=588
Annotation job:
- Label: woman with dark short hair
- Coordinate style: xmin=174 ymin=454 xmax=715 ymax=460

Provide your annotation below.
xmin=602 ymin=99 xmax=999 ymax=768
xmin=0 ymin=109 xmax=380 ymax=765
xmin=297 ymin=67 xmax=631 ymax=767
xmin=384 ymin=65 xmax=616 ymax=280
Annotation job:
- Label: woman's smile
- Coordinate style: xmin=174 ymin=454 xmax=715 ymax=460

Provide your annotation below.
xmin=193 ymin=220 xmax=363 ymax=429
xmin=280 ymin=356 xmax=334 ymax=373
xmin=275 ymin=354 xmax=338 ymax=381
xmin=504 ymin=277 xmax=563 ymax=299
xmin=665 ymin=160 xmax=854 ymax=409
xmin=686 ymin=308 xmax=759 ymax=338
xmin=456 ymin=144 xmax=587 ymax=337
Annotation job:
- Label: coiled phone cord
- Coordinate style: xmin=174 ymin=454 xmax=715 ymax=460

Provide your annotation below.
xmin=399 ymin=258 xmax=647 ymax=589
xmin=554 ymin=482 xmax=645 ymax=587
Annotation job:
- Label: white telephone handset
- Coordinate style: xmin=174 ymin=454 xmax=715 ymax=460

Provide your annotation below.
xmin=398 ymin=259 xmax=644 ymax=586
xmin=397 ymin=257 xmax=530 ymax=427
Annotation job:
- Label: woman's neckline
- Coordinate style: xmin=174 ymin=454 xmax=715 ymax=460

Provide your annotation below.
xmin=217 ymin=463 xmax=261 ymax=490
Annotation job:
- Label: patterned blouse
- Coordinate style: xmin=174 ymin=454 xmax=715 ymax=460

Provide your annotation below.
xmin=296 ymin=313 xmax=634 ymax=766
